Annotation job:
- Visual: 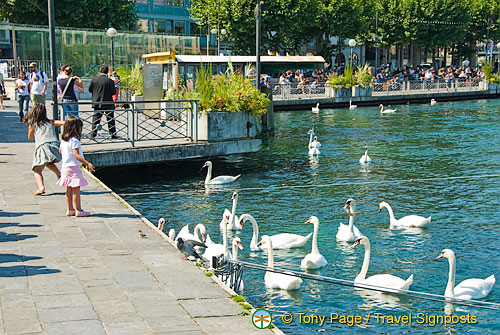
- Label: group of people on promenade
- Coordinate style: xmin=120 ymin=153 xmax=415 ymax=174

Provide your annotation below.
xmin=11 ymin=63 xmax=122 ymax=218
xmin=13 ymin=63 xmax=120 ymax=138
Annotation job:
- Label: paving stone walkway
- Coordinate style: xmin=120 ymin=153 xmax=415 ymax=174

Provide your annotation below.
xmin=0 ymin=100 xmax=278 ymax=334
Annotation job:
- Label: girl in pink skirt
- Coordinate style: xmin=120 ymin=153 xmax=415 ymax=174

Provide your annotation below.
xmin=57 ymin=116 xmax=95 ymax=217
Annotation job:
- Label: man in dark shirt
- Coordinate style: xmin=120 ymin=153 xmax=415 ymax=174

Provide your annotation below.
xmin=89 ymin=65 xmax=117 ymax=139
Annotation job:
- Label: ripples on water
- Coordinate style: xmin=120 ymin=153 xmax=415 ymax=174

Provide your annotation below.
xmin=98 ymin=100 xmax=500 ymax=334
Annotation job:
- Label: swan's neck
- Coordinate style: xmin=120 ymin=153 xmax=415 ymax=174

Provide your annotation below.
xmin=383 ymin=204 xmax=397 ymax=225
xmin=348 ymin=214 xmax=355 ymax=234
xmin=205 ymin=165 xmax=212 ymax=184
xmin=222 ymin=217 xmax=228 ymax=256
xmin=311 ymin=221 xmax=320 ymax=254
xmin=249 ymin=217 xmax=259 ymax=250
xmin=266 ymin=244 xmax=274 ymax=267
xmin=308 ymin=132 xmax=313 ymax=147
xmin=229 ymin=197 xmax=238 ymax=228
xmin=356 ymin=240 xmax=371 ymax=282
xmin=194 ymin=224 xmax=201 ymax=240
xmin=445 ymin=255 xmax=456 ymax=298
xmin=232 ymin=243 xmax=238 ymax=261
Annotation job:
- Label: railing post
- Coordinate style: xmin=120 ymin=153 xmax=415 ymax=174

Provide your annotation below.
xmin=131 ymin=101 xmax=135 ymax=147
xmin=194 ymin=100 xmax=198 ymax=142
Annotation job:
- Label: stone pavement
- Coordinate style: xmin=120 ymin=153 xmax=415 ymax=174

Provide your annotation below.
xmin=0 ymin=99 xmax=278 ymax=334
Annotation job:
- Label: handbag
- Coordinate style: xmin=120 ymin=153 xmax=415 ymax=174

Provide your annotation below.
xmin=58 ymin=77 xmax=73 ymax=102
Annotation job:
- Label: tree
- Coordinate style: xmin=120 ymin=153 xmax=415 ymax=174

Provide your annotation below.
xmin=0 ymin=0 xmax=137 ymax=30
xmin=190 ymin=0 xmax=323 ymax=55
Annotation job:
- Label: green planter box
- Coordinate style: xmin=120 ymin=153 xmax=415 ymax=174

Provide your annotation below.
xmin=197 ymin=112 xmax=261 ymax=141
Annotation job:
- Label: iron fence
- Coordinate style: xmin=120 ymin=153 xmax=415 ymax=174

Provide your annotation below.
xmin=58 ymin=99 xmax=198 ymax=146
xmin=269 ymin=82 xmax=327 ymax=101
xmin=372 ymin=79 xmax=484 ymax=95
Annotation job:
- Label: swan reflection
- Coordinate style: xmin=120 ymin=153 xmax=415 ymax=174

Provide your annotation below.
xmin=356 ymin=288 xmax=412 ymax=309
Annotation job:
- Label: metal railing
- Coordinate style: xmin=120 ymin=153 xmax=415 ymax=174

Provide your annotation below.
xmin=372 ymin=79 xmax=484 ymax=95
xmin=58 ymin=99 xmax=198 ymax=146
xmin=269 ymin=82 xmax=327 ymax=101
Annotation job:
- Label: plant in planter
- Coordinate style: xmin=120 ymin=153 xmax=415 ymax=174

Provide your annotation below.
xmin=327 ymin=66 xmax=354 ymax=98
xmin=117 ymin=61 xmax=143 ymax=98
xmin=352 ymin=63 xmax=373 ymax=97
xmin=184 ymin=62 xmax=270 ymax=141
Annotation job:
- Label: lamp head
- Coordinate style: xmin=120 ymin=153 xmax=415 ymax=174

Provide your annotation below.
xmin=211 ymin=28 xmax=218 ymax=35
xmin=106 ymin=27 xmax=117 ymax=38
xmin=348 ymin=39 xmax=357 ymax=47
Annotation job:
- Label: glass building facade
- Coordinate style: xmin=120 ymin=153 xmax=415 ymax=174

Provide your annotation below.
xmin=1 ymin=23 xmax=199 ymax=77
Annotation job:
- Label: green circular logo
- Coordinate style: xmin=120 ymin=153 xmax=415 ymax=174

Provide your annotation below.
xmin=252 ymin=309 xmax=272 ymax=329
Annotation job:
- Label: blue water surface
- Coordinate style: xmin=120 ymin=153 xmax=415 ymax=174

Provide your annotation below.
xmin=97 ymin=99 xmax=500 ymax=334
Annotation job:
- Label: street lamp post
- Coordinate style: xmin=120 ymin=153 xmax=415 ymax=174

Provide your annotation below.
xmin=211 ymin=28 xmax=227 ymax=55
xmin=497 ymin=42 xmax=500 ymax=73
xmin=106 ymin=27 xmax=118 ymax=70
xmin=348 ymin=39 xmax=356 ymax=87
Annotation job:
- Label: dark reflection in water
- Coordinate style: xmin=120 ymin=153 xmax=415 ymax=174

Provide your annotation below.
xmin=97 ymin=100 xmax=500 ymax=334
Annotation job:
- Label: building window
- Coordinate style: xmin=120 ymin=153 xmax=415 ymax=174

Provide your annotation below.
xmin=189 ymin=22 xmax=200 ymax=36
xmin=167 ymin=0 xmax=184 ymax=6
xmin=174 ymin=21 xmax=185 ymax=35
xmin=165 ymin=21 xmax=173 ymax=34
xmin=137 ymin=19 xmax=149 ymax=32
xmin=154 ymin=20 xmax=166 ymax=33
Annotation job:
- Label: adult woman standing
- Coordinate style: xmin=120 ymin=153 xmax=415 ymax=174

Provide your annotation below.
xmin=15 ymin=71 xmax=30 ymax=121
xmin=57 ymin=66 xmax=84 ymax=118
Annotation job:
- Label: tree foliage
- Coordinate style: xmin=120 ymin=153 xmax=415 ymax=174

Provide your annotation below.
xmin=0 ymin=0 xmax=137 ymax=30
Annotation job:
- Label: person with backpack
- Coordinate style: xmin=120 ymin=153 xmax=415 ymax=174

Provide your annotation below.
xmin=28 ymin=62 xmax=49 ymax=105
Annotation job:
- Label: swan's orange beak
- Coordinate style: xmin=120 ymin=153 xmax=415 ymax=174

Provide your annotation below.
xmin=239 ymin=219 xmax=244 ymax=229
xmin=343 ymin=202 xmax=349 ymax=210
xmin=352 ymin=239 xmax=361 ymax=248
xmin=436 ymin=252 xmax=444 ymax=260
xmin=304 ymin=218 xmax=311 ymax=224
xmin=378 ymin=207 xmax=382 ymax=213
xmin=257 ymin=239 xmax=263 ymax=247
xmin=201 ymin=233 xmax=206 ymax=242
xmin=237 ymin=241 xmax=244 ymax=250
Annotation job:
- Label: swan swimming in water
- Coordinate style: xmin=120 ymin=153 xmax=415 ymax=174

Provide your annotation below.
xmin=220 ymin=192 xmax=242 ymax=231
xmin=308 ymin=139 xmax=321 ymax=155
xmin=378 ymin=201 xmax=431 ymax=228
xmin=300 ymin=216 xmax=328 ymax=269
xmin=202 ymin=161 xmax=241 ymax=185
xmin=307 ymin=128 xmax=321 ymax=149
xmin=359 ymin=146 xmax=372 ymax=164
xmin=349 ymin=100 xmax=358 ymax=110
xmin=312 ymin=103 xmax=320 ymax=113
xmin=379 ymin=104 xmax=397 ymax=114
xmin=258 ymin=235 xmax=303 ymax=290
xmin=436 ymin=249 xmax=495 ymax=300
xmin=353 ymin=236 xmax=414 ymax=293
xmin=431 ymin=99 xmax=437 ymax=106
xmin=239 ymin=214 xmax=312 ymax=251
xmin=336 ymin=199 xmax=363 ymax=242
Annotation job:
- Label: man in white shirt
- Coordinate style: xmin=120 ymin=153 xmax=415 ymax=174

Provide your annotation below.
xmin=28 ymin=62 xmax=49 ymax=105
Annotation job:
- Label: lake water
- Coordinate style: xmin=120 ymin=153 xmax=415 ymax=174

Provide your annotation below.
xmin=97 ymin=99 xmax=500 ymax=334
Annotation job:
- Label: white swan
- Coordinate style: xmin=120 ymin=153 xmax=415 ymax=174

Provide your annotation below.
xmin=258 ymin=235 xmax=303 ymax=290
xmin=430 ymin=99 xmax=437 ymax=106
xmin=231 ymin=237 xmax=245 ymax=290
xmin=312 ymin=103 xmax=320 ymax=113
xmin=349 ymin=100 xmax=357 ymax=110
xmin=157 ymin=218 xmax=165 ymax=231
xmin=379 ymin=104 xmax=396 ymax=114
xmin=307 ymin=128 xmax=321 ymax=149
xmin=353 ymin=236 xmax=414 ymax=293
xmin=436 ymin=249 xmax=495 ymax=300
xmin=359 ymin=146 xmax=372 ymax=164
xmin=301 ymin=216 xmax=328 ymax=269
xmin=168 ymin=228 xmax=176 ymax=241
xmin=202 ymin=161 xmax=241 ymax=185
xmin=203 ymin=212 xmax=232 ymax=262
xmin=240 ymin=214 xmax=312 ymax=251
xmin=220 ymin=192 xmax=241 ymax=231
xmin=308 ymin=139 xmax=321 ymax=155
xmin=378 ymin=201 xmax=431 ymax=228
xmin=336 ymin=199 xmax=363 ymax=242
xmin=176 ymin=224 xmax=206 ymax=243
